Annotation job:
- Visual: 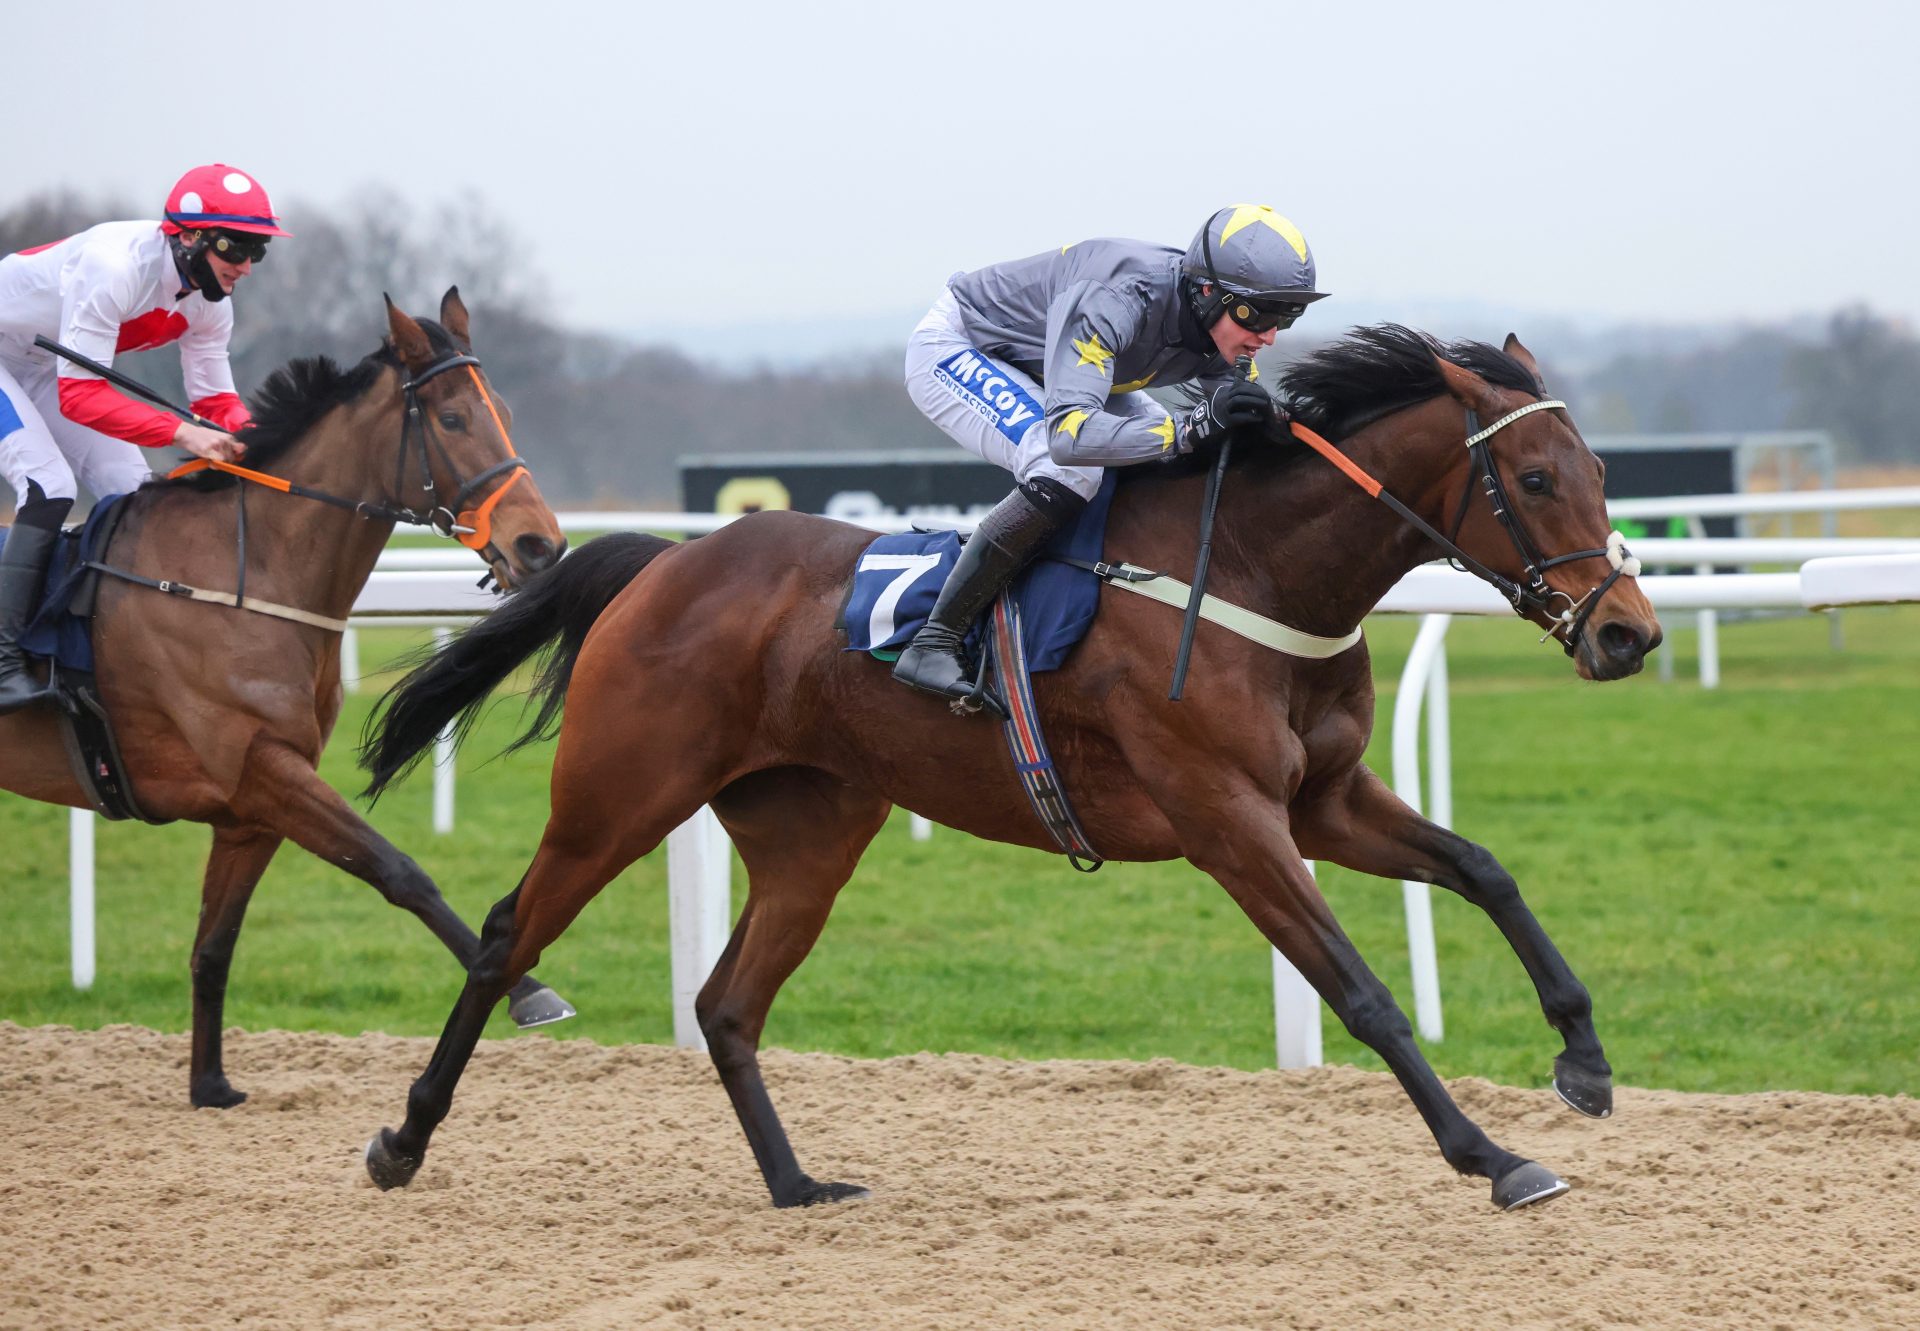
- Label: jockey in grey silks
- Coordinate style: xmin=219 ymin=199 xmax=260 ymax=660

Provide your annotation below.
xmin=894 ymin=204 xmax=1329 ymax=703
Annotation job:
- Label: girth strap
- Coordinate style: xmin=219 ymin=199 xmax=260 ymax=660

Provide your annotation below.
xmin=84 ymin=561 xmax=349 ymax=633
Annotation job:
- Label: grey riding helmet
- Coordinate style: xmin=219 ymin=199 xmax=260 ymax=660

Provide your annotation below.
xmin=1182 ymin=205 xmax=1329 ymax=330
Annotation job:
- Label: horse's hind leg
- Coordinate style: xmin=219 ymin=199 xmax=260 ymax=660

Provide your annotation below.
xmin=238 ymin=742 xmax=571 ymax=1028
xmin=697 ymin=768 xmax=891 ymax=1208
xmin=188 ymin=825 xmax=283 ymax=1108
xmin=1294 ymin=765 xmax=1613 ymax=1118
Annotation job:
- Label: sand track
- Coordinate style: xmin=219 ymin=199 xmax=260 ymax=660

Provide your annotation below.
xmin=2 ymin=1022 xmax=1915 ymax=1330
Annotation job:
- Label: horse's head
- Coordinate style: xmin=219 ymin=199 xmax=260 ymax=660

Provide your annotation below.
xmin=1431 ymin=336 xmax=1662 ymax=681
xmin=384 ymin=289 xmax=567 ymax=589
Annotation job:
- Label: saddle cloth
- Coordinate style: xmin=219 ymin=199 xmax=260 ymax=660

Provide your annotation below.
xmin=840 ymin=472 xmax=1117 ymax=670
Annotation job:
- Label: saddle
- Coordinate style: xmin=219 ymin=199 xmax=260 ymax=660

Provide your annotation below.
xmin=837 ymin=480 xmax=1119 ymax=870
xmin=9 ymin=495 xmax=169 ymax=824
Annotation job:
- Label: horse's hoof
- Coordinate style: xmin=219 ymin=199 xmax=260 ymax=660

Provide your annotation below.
xmin=190 ymin=1077 xmax=248 ymax=1110
xmin=776 ymin=1178 xmax=871 ymax=1209
xmin=1491 ymin=1160 xmax=1570 ymax=1211
xmin=364 ymin=1129 xmax=424 ymax=1191
xmin=508 ymin=984 xmax=577 ymax=1029
xmin=1552 ymin=1056 xmax=1614 ymax=1119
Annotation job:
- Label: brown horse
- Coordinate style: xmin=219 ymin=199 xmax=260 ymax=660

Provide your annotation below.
xmin=359 ymin=325 xmax=1662 ymax=1210
xmin=0 ymin=289 xmax=570 ymax=1108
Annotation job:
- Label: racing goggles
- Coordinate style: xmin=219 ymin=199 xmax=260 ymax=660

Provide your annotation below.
xmin=209 ymin=230 xmax=270 ymax=265
xmin=1224 ymin=295 xmax=1307 ymax=333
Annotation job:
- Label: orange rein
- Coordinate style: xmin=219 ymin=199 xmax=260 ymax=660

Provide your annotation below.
xmin=165 ymin=362 xmax=527 ymax=553
xmin=1287 ymin=420 xmax=1382 ymax=499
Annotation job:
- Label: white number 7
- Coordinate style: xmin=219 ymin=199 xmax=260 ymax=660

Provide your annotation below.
xmin=858 ymin=552 xmax=945 ymax=645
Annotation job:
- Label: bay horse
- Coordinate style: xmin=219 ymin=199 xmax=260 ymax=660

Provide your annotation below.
xmin=359 ymin=325 xmax=1662 ymax=1210
xmin=0 ymin=289 xmax=571 ymax=1108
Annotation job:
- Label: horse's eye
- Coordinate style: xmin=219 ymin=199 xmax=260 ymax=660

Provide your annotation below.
xmin=438 ymin=411 xmax=466 ymax=431
xmin=1521 ymin=472 xmax=1552 ymax=496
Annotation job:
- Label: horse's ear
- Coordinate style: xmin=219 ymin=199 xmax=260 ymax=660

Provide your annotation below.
xmin=1502 ymin=333 xmax=1547 ymax=391
xmin=439 ymin=286 xmax=472 ymax=349
xmin=1432 ymin=353 xmax=1501 ymax=413
xmin=385 ymin=294 xmax=434 ymax=370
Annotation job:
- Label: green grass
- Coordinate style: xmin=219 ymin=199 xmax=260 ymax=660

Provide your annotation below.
xmin=3 ymin=608 xmax=1917 ymax=1098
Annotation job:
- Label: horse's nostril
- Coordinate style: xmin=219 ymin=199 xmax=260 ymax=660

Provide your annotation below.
xmin=1599 ymin=621 xmax=1643 ymax=661
xmin=515 ymin=533 xmax=561 ymax=572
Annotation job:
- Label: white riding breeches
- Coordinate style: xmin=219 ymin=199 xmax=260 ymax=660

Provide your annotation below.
xmin=904 ymin=288 xmax=1163 ymax=502
xmin=0 ymin=355 xmax=155 ymax=508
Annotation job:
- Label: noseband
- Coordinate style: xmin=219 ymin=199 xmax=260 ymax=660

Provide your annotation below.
xmin=1445 ymin=400 xmax=1641 ymax=656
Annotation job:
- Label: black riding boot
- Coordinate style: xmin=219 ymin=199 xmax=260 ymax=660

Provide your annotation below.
xmin=0 ymin=494 xmax=71 ymax=715
xmin=892 ymin=479 xmax=1086 ymax=702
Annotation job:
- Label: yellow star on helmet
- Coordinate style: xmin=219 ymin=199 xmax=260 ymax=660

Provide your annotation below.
xmin=1218 ymin=204 xmax=1309 ymax=262
xmin=1071 ymin=332 xmax=1115 ymax=377
xmin=1149 ymin=415 xmax=1176 ymax=450
xmin=1056 ymin=410 xmax=1090 ymax=440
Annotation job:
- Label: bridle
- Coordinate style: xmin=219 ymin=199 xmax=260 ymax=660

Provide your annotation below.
xmin=1289 ymin=398 xmax=1641 ymax=658
xmin=174 ymin=346 xmax=534 ymax=583
xmin=1443 ymin=399 xmax=1641 ymax=654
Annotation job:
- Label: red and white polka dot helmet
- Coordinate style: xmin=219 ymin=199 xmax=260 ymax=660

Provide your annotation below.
xmin=161 ymin=164 xmax=290 ymax=237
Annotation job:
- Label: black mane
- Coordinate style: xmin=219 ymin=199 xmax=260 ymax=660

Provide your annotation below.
xmin=1278 ymin=323 xmax=1544 ymax=440
xmin=152 ymin=318 xmax=461 ymax=491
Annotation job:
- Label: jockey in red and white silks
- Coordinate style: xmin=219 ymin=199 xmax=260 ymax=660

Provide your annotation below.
xmin=0 ymin=163 xmax=288 ymax=713
xmin=0 ymin=164 xmax=287 ymax=508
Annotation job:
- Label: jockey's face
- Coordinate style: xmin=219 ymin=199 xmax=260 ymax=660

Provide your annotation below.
xmin=1203 ymin=286 xmax=1279 ymax=362
xmin=203 ymin=249 xmax=253 ymax=295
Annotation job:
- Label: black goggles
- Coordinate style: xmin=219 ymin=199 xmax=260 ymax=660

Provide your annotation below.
xmin=1224 ymin=296 xmax=1306 ymax=333
xmin=208 ymin=230 xmax=270 ymax=265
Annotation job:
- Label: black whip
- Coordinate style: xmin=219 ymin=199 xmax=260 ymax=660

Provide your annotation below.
xmin=1168 ymin=354 xmax=1253 ymax=701
xmin=32 ymin=334 xmax=222 ymax=431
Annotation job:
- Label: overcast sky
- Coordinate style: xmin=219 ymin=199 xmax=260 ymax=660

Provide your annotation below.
xmin=10 ymin=0 xmax=1915 ymax=350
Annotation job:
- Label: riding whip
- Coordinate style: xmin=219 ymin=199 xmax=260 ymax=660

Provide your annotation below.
xmin=1168 ymin=354 xmax=1253 ymax=701
xmin=32 ymin=335 xmax=224 ymax=431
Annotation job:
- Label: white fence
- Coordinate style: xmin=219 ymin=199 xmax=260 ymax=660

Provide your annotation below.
xmin=57 ymin=495 xmax=1920 ymax=1070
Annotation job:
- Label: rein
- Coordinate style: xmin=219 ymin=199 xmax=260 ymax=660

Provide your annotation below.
xmin=1287 ymin=402 xmax=1640 ymax=655
xmin=170 ymin=351 xmax=530 ymax=556
xmin=149 ymin=348 xmax=534 ymax=630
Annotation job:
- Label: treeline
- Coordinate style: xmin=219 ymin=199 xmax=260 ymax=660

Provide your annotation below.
xmin=5 ymin=193 xmax=1916 ymax=505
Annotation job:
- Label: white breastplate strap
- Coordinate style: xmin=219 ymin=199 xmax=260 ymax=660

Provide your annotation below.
xmin=153 ymin=579 xmax=350 ymax=633
xmin=1463 ymin=399 xmax=1567 ymax=448
xmin=1098 ymin=565 xmax=1362 ymax=659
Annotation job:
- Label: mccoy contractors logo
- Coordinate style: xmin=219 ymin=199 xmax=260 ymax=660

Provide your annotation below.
xmin=933 ymin=348 xmax=1042 ymax=445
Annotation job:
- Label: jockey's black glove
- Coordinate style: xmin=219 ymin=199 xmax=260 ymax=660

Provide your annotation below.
xmin=1179 ymin=377 xmax=1277 ymax=450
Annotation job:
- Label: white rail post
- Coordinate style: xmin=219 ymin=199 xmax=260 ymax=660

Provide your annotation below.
xmin=70 ymin=809 xmax=95 ymax=991
xmin=1272 ymin=860 xmax=1324 ymax=1068
xmin=340 ymin=626 xmax=362 ymax=695
xmin=667 ymin=806 xmax=733 ymax=1050
xmin=431 ymin=626 xmax=455 ymax=834
xmin=910 ymin=813 xmax=932 ymax=841
xmin=1688 ymin=515 xmax=1720 ymax=689
xmin=1393 ymin=614 xmax=1448 ymax=1042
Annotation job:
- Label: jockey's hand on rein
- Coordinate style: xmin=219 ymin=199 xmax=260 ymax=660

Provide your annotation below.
xmin=174 ymin=421 xmax=247 ymax=465
xmin=1179 ymin=378 xmax=1278 ymax=450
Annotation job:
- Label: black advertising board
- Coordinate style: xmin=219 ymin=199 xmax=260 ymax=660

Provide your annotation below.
xmin=681 ymin=442 xmax=1740 ymax=538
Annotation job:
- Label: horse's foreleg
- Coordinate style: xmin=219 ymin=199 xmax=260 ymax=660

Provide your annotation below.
xmin=697 ymin=769 xmax=891 ymax=1208
xmin=188 ymin=825 xmax=283 ymax=1108
xmin=237 ymin=743 xmax=571 ymax=1028
xmin=1294 ymin=766 xmax=1612 ymax=1117
xmin=1188 ymin=813 xmax=1568 ymax=1209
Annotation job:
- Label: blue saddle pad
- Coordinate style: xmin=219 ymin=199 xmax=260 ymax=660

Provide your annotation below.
xmin=842 ymin=473 xmax=1115 ymax=673
xmin=11 ymin=493 xmax=131 ymax=673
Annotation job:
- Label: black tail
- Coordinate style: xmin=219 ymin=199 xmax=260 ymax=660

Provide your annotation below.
xmin=359 ymin=532 xmax=675 ymax=798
